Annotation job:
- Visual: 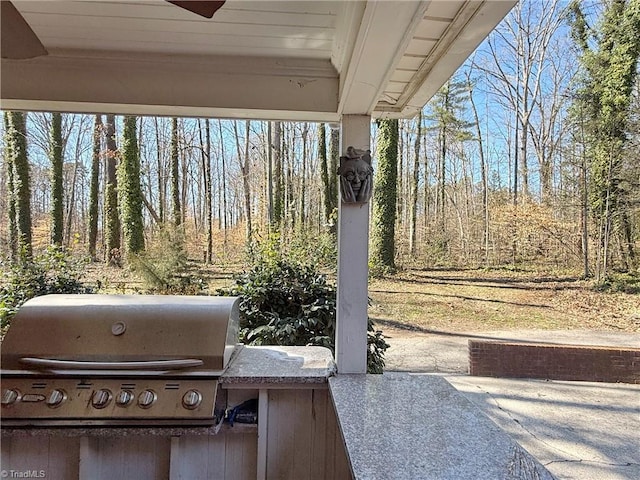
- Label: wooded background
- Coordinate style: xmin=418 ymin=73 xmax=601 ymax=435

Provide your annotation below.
xmin=2 ymin=0 xmax=639 ymax=282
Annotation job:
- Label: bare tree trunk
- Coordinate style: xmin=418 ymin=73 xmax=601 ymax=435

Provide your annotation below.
xmin=519 ymin=72 xmax=529 ymax=198
xmin=397 ymin=120 xmax=405 ymax=234
xmin=577 ymin=112 xmax=590 ymax=279
xmin=104 ymin=114 xmax=120 ymax=264
xmin=64 ymin=125 xmax=82 ymax=244
xmin=205 ymin=119 xmax=213 ymax=263
xmin=620 ymin=210 xmax=636 ymax=270
xmin=216 ymin=120 xmax=228 ymax=253
xmin=234 ymin=120 xmax=253 ymax=243
xmin=409 ymin=113 xmax=421 ymax=256
xmin=423 ymin=126 xmax=430 ymax=236
xmin=180 ymin=122 xmax=188 ymax=227
xmin=154 ymin=117 xmax=165 ymax=222
xmin=467 ymin=74 xmax=489 ymax=265
xmin=284 ymin=124 xmax=294 ymax=232
xmin=267 ymin=121 xmax=274 ymax=227
xmin=141 ymin=195 xmax=161 ymax=224
xmin=273 ymin=121 xmax=283 ymax=229
xmin=512 ymin=74 xmax=519 ymax=265
xmin=299 ymin=122 xmax=308 ymax=226
xmin=597 ymin=146 xmax=616 ymax=283
xmin=439 ymin=121 xmax=447 ymax=235
xmin=198 ymin=119 xmax=213 ymax=263
xmin=170 ymin=117 xmax=181 ymax=226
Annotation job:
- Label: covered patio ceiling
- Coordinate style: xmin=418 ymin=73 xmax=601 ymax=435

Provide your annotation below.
xmin=1 ymin=0 xmax=515 ymax=122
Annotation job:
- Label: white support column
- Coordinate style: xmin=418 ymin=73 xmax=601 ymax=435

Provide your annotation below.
xmin=336 ymin=114 xmax=371 ymax=374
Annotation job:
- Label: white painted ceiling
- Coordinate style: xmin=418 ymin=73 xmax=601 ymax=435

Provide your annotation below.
xmin=1 ymin=0 xmax=515 ymax=121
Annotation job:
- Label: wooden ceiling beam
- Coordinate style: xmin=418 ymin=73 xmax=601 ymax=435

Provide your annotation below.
xmin=1 ymin=51 xmax=339 ymax=121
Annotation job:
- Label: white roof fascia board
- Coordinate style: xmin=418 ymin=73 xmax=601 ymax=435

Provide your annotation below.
xmin=375 ymin=0 xmax=517 ymax=118
xmin=337 ymin=0 xmax=430 ymax=116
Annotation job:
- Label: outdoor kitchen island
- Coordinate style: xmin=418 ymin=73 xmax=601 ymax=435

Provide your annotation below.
xmin=1 ymin=345 xmax=351 ymax=480
xmin=2 ymin=294 xmax=556 ymax=480
xmin=4 ymin=348 xmax=557 ymax=480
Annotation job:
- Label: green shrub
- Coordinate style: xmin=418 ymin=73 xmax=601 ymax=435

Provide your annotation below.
xmin=595 ymin=272 xmax=640 ymax=294
xmin=133 ymin=254 xmax=206 ymax=295
xmin=248 ymin=229 xmax=337 ymax=272
xmin=369 ymin=259 xmax=396 ymax=279
xmin=0 ymin=246 xmax=93 ymax=337
xmin=132 ymin=224 xmax=205 ymax=295
xmin=366 ymin=323 xmax=389 ymax=374
xmin=218 ymin=256 xmax=389 ymax=373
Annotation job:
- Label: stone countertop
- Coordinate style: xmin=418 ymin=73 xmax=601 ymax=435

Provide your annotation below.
xmin=220 ymin=345 xmax=336 ymax=385
xmin=1 ymin=346 xmax=336 ymax=437
xmin=329 ymin=373 xmax=554 ymax=480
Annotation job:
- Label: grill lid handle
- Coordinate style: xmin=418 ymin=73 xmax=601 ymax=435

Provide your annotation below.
xmin=19 ymin=357 xmax=204 ymax=370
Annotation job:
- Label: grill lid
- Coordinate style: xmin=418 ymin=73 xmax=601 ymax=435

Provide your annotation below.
xmin=1 ymin=294 xmax=240 ymax=376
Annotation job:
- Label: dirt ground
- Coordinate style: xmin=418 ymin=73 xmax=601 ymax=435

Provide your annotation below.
xmin=86 ymin=263 xmax=639 ymax=336
xmin=368 ymin=269 xmax=640 ymax=336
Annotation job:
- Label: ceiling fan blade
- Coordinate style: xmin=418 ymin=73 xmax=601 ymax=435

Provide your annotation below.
xmin=167 ymin=1 xmax=226 ymax=19
xmin=1 ymin=0 xmax=48 ymax=59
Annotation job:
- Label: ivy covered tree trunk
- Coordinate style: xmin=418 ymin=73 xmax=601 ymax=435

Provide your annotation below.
xmin=50 ymin=112 xmax=64 ymax=246
xmin=103 ymin=114 xmax=121 ymax=265
xmin=170 ymin=117 xmax=181 ymax=226
xmin=329 ymin=127 xmax=339 ymax=203
xmin=88 ymin=115 xmax=101 ymax=260
xmin=6 ymin=112 xmax=32 ymax=260
xmin=328 ymin=125 xmax=340 ymax=233
xmin=119 ymin=115 xmax=145 ymax=255
xmin=318 ymin=123 xmax=332 ymax=225
xmin=272 ymin=121 xmax=283 ymax=229
xmin=4 ymin=113 xmax=18 ymax=260
xmin=371 ymin=119 xmax=399 ymax=275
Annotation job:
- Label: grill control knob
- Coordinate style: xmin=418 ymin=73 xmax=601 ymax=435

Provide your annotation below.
xmin=91 ymin=389 xmax=112 ymax=409
xmin=46 ymin=389 xmax=66 ymax=408
xmin=182 ymin=389 xmax=203 ymax=410
xmin=116 ymin=390 xmax=134 ymax=407
xmin=1 ymin=389 xmax=20 ymax=406
xmin=138 ymin=390 xmax=157 ymax=409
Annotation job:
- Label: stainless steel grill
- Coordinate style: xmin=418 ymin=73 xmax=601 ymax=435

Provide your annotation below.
xmin=1 ymin=294 xmax=240 ymax=427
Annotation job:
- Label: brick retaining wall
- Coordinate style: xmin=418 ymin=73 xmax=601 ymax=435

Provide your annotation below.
xmin=468 ymin=340 xmax=640 ymax=384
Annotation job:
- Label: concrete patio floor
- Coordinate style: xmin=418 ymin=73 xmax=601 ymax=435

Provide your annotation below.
xmin=383 ymin=329 xmax=640 ymax=480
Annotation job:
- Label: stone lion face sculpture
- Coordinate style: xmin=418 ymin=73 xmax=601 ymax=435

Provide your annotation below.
xmin=338 ymin=146 xmax=373 ymax=203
